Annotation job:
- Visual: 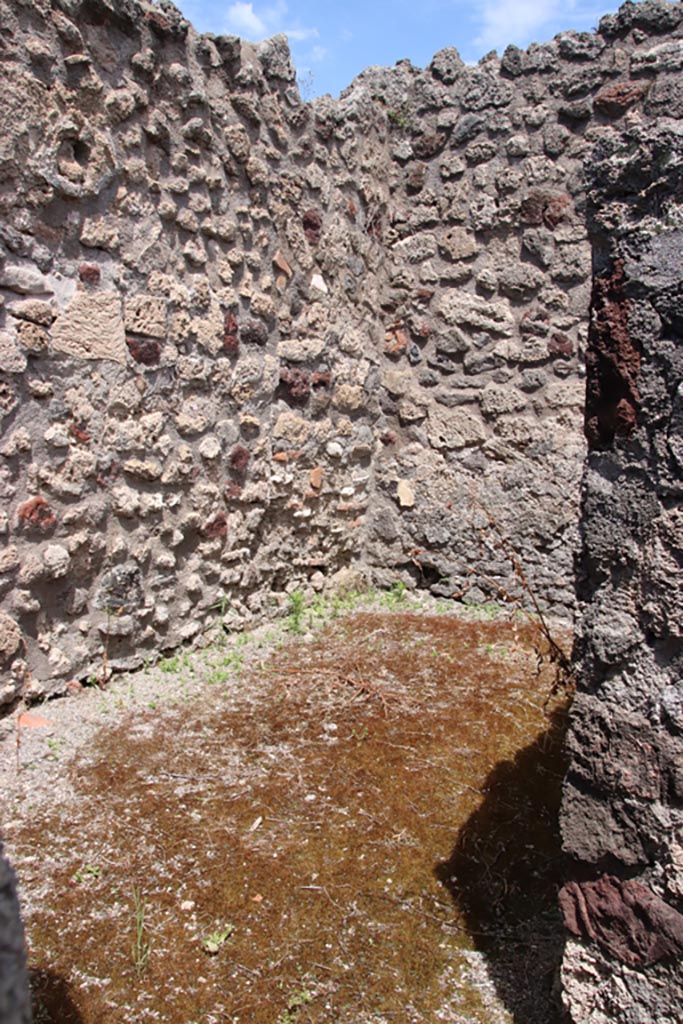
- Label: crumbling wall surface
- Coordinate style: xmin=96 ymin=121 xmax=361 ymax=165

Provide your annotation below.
xmin=0 ymin=0 xmax=680 ymax=700
xmin=0 ymin=840 xmax=31 ymax=1024
xmin=560 ymin=21 xmax=683 ymax=1021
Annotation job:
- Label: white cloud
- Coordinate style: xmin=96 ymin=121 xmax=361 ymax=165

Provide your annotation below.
xmin=225 ymin=1 xmax=267 ymax=37
xmin=286 ymin=26 xmax=319 ymax=41
xmin=224 ymin=0 xmax=319 ymax=45
xmin=474 ymin=0 xmax=572 ymax=51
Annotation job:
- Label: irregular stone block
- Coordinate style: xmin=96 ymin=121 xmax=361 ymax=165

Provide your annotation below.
xmin=560 ymin=876 xmax=683 ymax=968
xmin=428 ymin=405 xmax=486 ymax=450
xmin=438 ymin=292 xmax=514 ymax=335
xmin=51 ymin=292 xmax=127 ymax=363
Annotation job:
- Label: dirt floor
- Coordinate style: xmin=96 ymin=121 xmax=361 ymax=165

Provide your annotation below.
xmin=0 ymin=591 xmax=572 ymax=1024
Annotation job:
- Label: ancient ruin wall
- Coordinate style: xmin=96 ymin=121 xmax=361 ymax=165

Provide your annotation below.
xmin=560 ymin=11 xmax=683 ymax=1018
xmin=0 ymin=0 xmax=678 ymax=711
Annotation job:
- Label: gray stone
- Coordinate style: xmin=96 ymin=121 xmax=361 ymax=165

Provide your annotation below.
xmin=0 ymin=841 xmax=31 ymax=1024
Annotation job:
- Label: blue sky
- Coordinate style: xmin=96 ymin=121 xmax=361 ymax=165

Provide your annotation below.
xmin=176 ymin=0 xmax=624 ymax=97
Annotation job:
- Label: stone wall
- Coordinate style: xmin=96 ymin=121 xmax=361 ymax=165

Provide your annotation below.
xmin=3 ymin=0 xmax=683 ymax=1020
xmin=560 ymin=8 xmax=683 ymax=1020
xmin=0 ymin=0 xmax=678 ymax=711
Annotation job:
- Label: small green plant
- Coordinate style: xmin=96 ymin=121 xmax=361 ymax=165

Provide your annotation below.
xmin=381 ymin=581 xmax=408 ymax=609
xmin=158 ymin=654 xmax=180 ymax=674
xmin=278 ymin=985 xmax=313 ymax=1024
xmin=131 ymin=885 xmax=152 ymax=977
xmin=73 ymin=864 xmax=100 ymax=883
xmin=46 ymin=738 xmax=65 ymax=760
xmin=286 ymin=590 xmax=306 ymax=634
xmin=387 ymin=107 xmax=411 ymax=130
xmin=202 ymin=923 xmax=234 ymax=955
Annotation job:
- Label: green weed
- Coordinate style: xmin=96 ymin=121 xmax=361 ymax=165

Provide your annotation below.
xmin=202 ymin=923 xmax=234 ymax=955
xmin=158 ymin=654 xmax=180 ymax=674
xmin=73 ymin=864 xmax=100 ymax=884
xmin=131 ymin=885 xmax=152 ymax=977
xmin=277 ymin=985 xmax=313 ymax=1024
xmin=286 ymin=590 xmax=306 ymax=634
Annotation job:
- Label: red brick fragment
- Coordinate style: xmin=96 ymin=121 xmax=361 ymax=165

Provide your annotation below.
xmin=228 ymin=445 xmax=250 ymax=474
xmin=302 ymin=209 xmax=322 ymax=245
xmin=126 ymin=337 xmax=161 ymax=366
xmin=279 ymin=367 xmax=311 ymax=404
xmin=202 ymin=513 xmax=228 ymax=539
xmin=69 ymin=422 xmax=91 ymax=443
xmin=594 ymin=83 xmax=648 ymax=119
xmin=548 ymin=332 xmax=574 ymax=357
xmin=224 ymin=313 xmax=239 ymax=355
xmin=78 ymin=263 xmax=100 ymax=285
xmin=17 ymin=496 xmax=56 ymax=534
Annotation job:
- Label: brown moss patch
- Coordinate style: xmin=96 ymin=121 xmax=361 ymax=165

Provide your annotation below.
xmin=12 ymin=608 xmax=571 ymax=1024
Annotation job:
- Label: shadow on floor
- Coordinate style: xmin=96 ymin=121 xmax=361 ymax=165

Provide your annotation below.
xmin=435 ymin=704 xmax=571 ymax=1024
xmin=30 ymin=968 xmax=85 ymax=1024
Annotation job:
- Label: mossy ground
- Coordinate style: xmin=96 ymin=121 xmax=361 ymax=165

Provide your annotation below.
xmin=5 ymin=598 xmax=571 ymax=1024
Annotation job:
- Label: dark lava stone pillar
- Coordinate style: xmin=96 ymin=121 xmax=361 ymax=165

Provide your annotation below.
xmin=559 ymin=108 xmax=683 ymax=1020
xmin=0 ymin=840 xmax=31 ymax=1023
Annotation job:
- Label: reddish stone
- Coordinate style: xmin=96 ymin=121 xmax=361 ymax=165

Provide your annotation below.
xmin=585 ymin=258 xmax=640 ymax=449
xmin=126 ymin=337 xmax=161 ymax=366
xmin=310 ymin=466 xmax=323 ymax=490
xmin=202 ymin=513 xmax=228 ymax=539
xmin=347 ymin=199 xmax=357 ymax=221
xmin=594 ymin=83 xmax=648 ymax=119
xmin=520 ymin=190 xmax=571 ymax=229
xmin=415 ymin=288 xmax=434 ymax=304
xmin=380 ymin=430 xmax=398 ymax=446
xmin=560 ymin=875 xmax=683 ymax=968
xmin=548 ymin=332 xmax=574 ymax=357
xmin=384 ymin=328 xmax=409 ymax=357
xmin=78 ymin=263 xmax=100 ymax=285
xmin=228 ymin=445 xmax=250 ymax=474
xmin=224 ymin=313 xmax=239 ymax=355
xmin=17 ymin=496 xmax=56 ymax=534
xmin=412 ymin=131 xmax=447 ymax=158
xmin=224 ymin=481 xmax=242 ymax=500
xmin=69 ymin=422 xmax=91 ymax=443
xmin=302 ymin=209 xmax=322 ymax=245
xmin=312 ymin=371 xmax=330 ymax=388
xmin=145 ymin=9 xmax=171 ymax=34
xmin=279 ymin=367 xmax=311 ymax=404
xmin=543 ymin=194 xmax=571 ymax=229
